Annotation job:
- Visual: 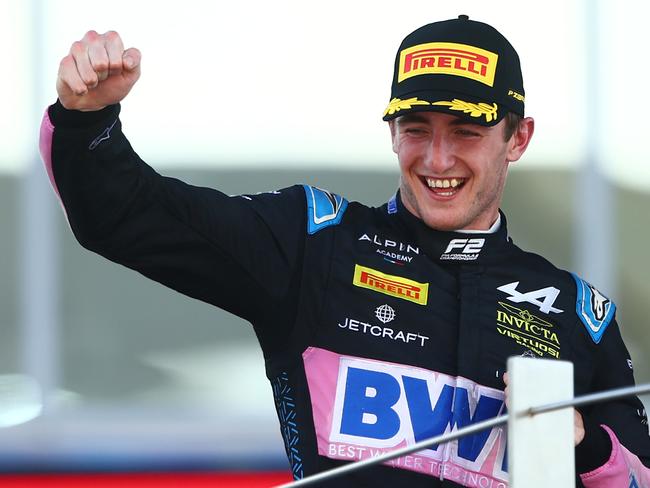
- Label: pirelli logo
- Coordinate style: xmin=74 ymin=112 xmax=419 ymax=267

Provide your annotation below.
xmin=353 ymin=264 xmax=428 ymax=305
xmin=398 ymin=42 xmax=498 ymax=86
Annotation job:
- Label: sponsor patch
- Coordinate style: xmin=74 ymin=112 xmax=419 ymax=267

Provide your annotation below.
xmin=440 ymin=238 xmax=485 ymax=261
xmin=497 ymin=281 xmax=563 ymax=314
xmin=398 ymin=42 xmax=498 ymax=86
xmin=337 ymin=316 xmax=429 ymax=347
xmin=353 ymin=264 xmax=428 ymax=305
xmin=496 ymin=302 xmax=560 ymax=358
xmin=507 ymin=89 xmax=525 ymax=102
xmin=303 ymin=185 xmax=348 ymax=234
xmin=358 ymin=234 xmax=420 ymax=255
xmin=572 ymin=274 xmax=615 ymax=344
xmin=375 ymin=304 xmax=396 ymax=324
xmin=358 ymin=233 xmax=419 ymax=266
xmin=88 ymin=118 xmax=118 ymax=150
xmin=303 ymin=347 xmax=507 ymax=485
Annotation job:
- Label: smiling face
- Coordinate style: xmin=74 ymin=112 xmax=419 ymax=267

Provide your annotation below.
xmin=390 ymin=111 xmax=534 ymax=231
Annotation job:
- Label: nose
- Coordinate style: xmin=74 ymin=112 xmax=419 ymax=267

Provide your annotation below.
xmin=424 ymin=132 xmax=455 ymax=174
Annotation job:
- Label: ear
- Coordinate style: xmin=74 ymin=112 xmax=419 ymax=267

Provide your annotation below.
xmin=388 ymin=120 xmax=398 ymax=154
xmin=506 ymin=117 xmax=534 ymax=163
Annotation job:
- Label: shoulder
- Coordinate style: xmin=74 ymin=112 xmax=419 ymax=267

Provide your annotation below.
xmin=503 ymin=241 xmax=577 ymax=292
xmin=301 ymin=185 xmax=374 ymax=234
xmin=503 ymin=243 xmax=616 ymax=344
xmin=302 ymin=185 xmax=349 ymax=234
xmin=229 ymin=185 xmax=309 ymax=234
xmin=240 ymin=184 xmax=375 ymax=237
xmin=569 ymin=273 xmax=617 ymax=345
xmin=237 ymin=184 xmax=306 ymax=213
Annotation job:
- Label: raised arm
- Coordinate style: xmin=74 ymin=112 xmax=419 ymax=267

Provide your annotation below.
xmin=40 ymin=31 xmax=307 ymax=351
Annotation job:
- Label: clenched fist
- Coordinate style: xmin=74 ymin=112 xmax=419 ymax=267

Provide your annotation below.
xmin=56 ymin=30 xmax=141 ymax=111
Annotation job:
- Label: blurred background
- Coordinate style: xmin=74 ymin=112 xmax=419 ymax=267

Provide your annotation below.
xmin=1 ymin=0 xmax=649 ymax=484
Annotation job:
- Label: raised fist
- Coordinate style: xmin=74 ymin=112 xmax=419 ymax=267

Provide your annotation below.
xmin=56 ymin=30 xmax=141 ymax=111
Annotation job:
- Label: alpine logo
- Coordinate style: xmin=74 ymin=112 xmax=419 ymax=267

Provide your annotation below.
xmin=358 ymin=234 xmax=419 ymax=266
xmin=497 ymin=281 xmax=563 ymax=314
xmin=440 ymin=238 xmax=485 ymax=261
xmin=358 ymin=234 xmax=419 ymax=254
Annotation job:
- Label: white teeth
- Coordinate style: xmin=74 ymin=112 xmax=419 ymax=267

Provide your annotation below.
xmin=426 ymin=178 xmax=464 ymax=189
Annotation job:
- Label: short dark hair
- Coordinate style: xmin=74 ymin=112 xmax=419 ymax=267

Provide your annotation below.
xmin=503 ymin=112 xmax=522 ymax=141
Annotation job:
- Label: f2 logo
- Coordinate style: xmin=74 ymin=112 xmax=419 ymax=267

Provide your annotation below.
xmin=497 ymin=281 xmax=564 ymax=314
xmin=443 ymin=238 xmax=485 ymax=254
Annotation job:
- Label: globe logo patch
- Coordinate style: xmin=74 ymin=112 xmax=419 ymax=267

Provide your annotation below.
xmin=375 ymin=304 xmax=396 ymax=324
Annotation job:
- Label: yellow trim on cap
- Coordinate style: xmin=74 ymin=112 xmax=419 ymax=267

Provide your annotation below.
xmin=431 ymin=99 xmax=498 ymax=123
xmin=383 ymin=97 xmax=431 ymax=117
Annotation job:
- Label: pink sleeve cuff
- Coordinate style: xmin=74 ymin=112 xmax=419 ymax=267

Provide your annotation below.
xmin=39 ymin=108 xmax=60 ymax=199
xmin=39 ymin=107 xmax=70 ymax=222
xmin=580 ymin=425 xmax=649 ymax=487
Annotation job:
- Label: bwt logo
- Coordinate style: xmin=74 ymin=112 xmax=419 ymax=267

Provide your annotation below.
xmin=329 ymin=359 xmax=507 ymax=474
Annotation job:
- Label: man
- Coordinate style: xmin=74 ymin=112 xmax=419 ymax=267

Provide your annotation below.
xmin=40 ymin=15 xmax=650 ymax=487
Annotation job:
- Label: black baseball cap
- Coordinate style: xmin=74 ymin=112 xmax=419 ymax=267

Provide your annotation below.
xmin=383 ymin=15 xmax=525 ymax=126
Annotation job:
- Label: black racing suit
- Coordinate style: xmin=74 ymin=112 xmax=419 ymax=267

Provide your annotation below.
xmin=40 ymin=101 xmax=650 ymax=487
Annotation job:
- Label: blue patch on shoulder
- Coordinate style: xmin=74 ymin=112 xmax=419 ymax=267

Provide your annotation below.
xmin=572 ymin=273 xmax=616 ymax=344
xmin=387 ymin=194 xmax=397 ymax=215
xmin=303 ymin=185 xmax=348 ymax=235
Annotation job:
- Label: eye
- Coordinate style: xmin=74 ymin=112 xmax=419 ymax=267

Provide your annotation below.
xmin=455 ymin=128 xmax=481 ymax=137
xmin=404 ymin=127 xmax=427 ymax=135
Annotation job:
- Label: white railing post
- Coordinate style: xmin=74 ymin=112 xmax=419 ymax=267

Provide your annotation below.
xmin=507 ymin=357 xmax=575 ymax=488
